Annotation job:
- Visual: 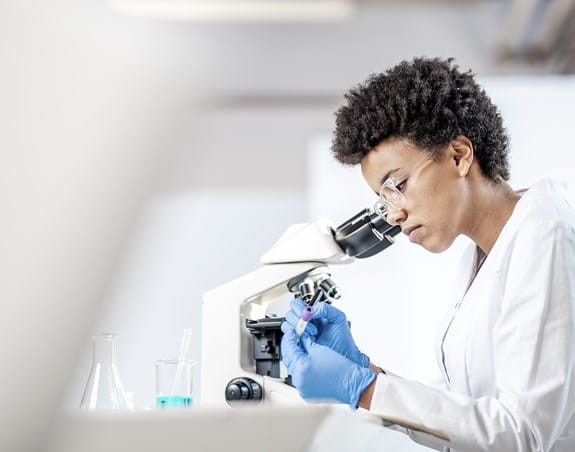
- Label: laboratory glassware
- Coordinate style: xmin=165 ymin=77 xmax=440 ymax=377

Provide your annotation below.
xmin=156 ymin=359 xmax=195 ymax=408
xmin=80 ymin=333 xmax=129 ymax=410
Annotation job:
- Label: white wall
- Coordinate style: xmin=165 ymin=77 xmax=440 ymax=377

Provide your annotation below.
xmin=487 ymin=77 xmax=575 ymax=196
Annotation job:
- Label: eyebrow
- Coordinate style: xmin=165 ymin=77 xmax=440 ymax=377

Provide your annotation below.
xmin=379 ymin=168 xmax=400 ymax=187
xmin=373 ymin=168 xmax=400 ymax=196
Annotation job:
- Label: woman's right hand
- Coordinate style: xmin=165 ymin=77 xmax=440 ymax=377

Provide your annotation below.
xmin=281 ymin=298 xmax=370 ymax=368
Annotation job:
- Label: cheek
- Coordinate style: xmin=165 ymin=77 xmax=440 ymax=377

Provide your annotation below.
xmin=419 ymin=178 xmax=463 ymax=252
xmin=419 ymin=214 xmax=456 ymax=252
xmin=421 ymin=216 xmax=459 ymax=253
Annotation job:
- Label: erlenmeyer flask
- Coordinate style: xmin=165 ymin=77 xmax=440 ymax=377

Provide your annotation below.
xmin=80 ymin=333 xmax=128 ymax=410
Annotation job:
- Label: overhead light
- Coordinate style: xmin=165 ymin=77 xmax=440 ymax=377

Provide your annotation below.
xmin=109 ymin=0 xmax=354 ymax=22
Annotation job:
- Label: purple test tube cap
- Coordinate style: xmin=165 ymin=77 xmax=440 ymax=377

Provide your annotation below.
xmin=301 ymin=306 xmax=314 ymax=322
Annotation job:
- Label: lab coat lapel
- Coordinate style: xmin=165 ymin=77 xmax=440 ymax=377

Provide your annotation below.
xmin=436 ymin=242 xmax=477 ymax=389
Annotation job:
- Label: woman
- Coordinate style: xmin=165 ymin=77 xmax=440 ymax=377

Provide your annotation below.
xmin=280 ymin=57 xmax=575 ymax=451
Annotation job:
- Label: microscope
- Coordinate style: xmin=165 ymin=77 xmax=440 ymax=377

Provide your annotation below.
xmin=200 ymin=208 xmax=400 ymax=407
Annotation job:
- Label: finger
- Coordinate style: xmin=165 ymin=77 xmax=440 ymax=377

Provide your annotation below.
xmin=310 ymin=318 xmax=322 ymax=334
xmin=312 ymin=302 xmax=346 ymax=323
xmin=284 ymin=310 xmax=299 ymax=326
xmin=299 ymin=334 xmax=316 ymax=354
xmin=285 ymin=311 xmax=318 ymax=335
xmin=284 ymin=310 xmax=302 ymax=326
xmin=281 ymin=319 xmax=292 ymax=335
xmin=290 ymin=297 xmax=307 ymax=316
xmin=280 ymin=328 xmax=307 ymax=366
xmin=281 ymin=319 xmax=317 ymax=342
xmin=281 ymin=318 xmax=309 ymax=336
xmin=312 ymin=318 xmax=328 ymax=330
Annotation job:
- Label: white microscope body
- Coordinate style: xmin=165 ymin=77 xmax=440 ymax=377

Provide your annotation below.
xmin=200 ymin=210 xmax=400 ymax=407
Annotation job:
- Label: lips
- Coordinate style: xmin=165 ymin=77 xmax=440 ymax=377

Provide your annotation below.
xmin=403 ymin=225 xmax=421 ymax=237
xmin=403 ymin=225 xmax=422 ymax=243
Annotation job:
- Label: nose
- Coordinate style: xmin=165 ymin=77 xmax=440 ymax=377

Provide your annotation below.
xmin=386 ymin=206 xmax=407 ymax=225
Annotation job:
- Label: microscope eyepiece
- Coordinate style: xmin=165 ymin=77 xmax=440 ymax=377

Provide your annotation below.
xmin=334 ymin=208 xmax=401 ymax=259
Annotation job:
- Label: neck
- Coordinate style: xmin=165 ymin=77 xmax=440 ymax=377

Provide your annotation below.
xmin=465 ymin=179 xmax=521 ymax=255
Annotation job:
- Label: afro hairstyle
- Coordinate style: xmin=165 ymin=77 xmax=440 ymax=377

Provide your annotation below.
xmin=331 ymin=57 xmax=510 ymax=181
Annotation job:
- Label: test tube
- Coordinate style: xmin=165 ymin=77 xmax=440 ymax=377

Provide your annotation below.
xmin=295 ymin=306 xmax=314 ymax=338
xmin=306 ymin=289 xmax=323 ymax=307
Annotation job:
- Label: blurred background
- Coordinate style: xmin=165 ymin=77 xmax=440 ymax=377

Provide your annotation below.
xmin=1 ymin=0 xmax=574 ymax=451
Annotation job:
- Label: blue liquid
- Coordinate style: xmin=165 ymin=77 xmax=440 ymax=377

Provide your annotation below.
xmin=156 ymin=395 xmax=193 ymax=408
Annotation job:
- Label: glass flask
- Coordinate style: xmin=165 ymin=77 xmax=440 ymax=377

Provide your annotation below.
xmin=80 ymin=333 xmax=128 ymax=410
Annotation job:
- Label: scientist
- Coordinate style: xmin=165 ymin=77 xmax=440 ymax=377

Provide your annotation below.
xmin=281 ymin=57 xmax=575 ymax=451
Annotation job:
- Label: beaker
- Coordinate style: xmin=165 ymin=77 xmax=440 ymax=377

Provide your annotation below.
xmin=80 ymin=333 xmax=128 ymax=410
xmin=155 ymin=359 xmax=196 ymax=408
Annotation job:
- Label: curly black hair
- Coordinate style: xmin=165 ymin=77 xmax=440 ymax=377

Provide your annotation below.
xmin=331 ymin=57 xmax=510 ymax=181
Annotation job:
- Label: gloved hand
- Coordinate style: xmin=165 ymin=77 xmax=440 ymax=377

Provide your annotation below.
xmin=282 ymin=298 xmax=370 ymax=368
xmin=281 ymin=326 xmax=376 ymax=409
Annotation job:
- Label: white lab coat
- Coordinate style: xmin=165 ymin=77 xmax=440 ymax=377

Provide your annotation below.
xmin=369 ymin=179 xmax=575 ymax=452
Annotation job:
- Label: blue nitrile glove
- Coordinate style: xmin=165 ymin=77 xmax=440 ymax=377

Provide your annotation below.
xmin=281 ymin=326 xmax=376 ymax=409
xmin=282 ymin=298 xmax=370 ymax=368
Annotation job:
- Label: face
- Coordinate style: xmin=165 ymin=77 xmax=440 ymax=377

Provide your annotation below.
xmin=361 ymin=137 xmax=471 ymax=253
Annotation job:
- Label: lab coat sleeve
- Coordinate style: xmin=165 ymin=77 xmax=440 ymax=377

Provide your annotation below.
xmin=369 ymin=218 xmax=575 ymax=452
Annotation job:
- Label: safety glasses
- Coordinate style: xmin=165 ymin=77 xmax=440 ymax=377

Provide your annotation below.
xmin=373 ymin=154 xmax=433 ymax=221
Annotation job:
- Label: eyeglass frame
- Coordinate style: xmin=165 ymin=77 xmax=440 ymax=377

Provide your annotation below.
xmin=373 ymin=153 xmax=434 ymax=221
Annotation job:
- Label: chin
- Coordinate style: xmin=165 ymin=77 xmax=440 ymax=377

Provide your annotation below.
xmin=421 ymin=244 xmax=445 ymax=254
xmin=420 ymin=236 xmax=454 ymax=254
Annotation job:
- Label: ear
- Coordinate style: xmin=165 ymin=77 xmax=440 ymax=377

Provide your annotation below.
xmin=449 ymin=135 xmax=474 ymax=177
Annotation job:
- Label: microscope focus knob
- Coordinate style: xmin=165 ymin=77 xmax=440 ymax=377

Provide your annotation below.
xmin=225 ymin=377 xmax=263 ymax=406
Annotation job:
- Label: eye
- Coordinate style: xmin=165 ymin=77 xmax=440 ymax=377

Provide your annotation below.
xmin=395 ymin=179 xmax=407 ymax=193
